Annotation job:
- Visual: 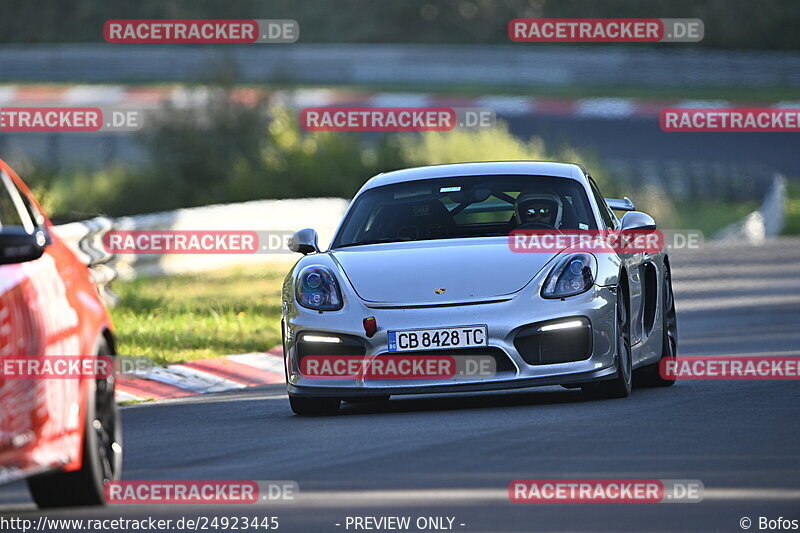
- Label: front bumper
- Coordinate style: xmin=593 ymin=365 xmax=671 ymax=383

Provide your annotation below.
xmin=284 ymin=285 xmax=617 ymax=398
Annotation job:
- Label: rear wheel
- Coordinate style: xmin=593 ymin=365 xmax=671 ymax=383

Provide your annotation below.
xmin=289 ymin=395 xmax=341 ymax=416
xmin=637 ymin=265 xmax=678 ymax=387
xmin=27 ymin=338 xmax=123 ymax=507
xmin=583 ymin=285 xmax=632 ymax=399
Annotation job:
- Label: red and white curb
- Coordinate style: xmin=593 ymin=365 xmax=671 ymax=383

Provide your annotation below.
xmin=115 ymin=347 xmax=285 ymax=402
xmin=2 ymin=84 xmax=798 ymax=120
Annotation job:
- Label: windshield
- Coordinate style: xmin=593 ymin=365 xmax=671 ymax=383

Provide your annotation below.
xmin=332 ymin=175 xmax=597 ymax=248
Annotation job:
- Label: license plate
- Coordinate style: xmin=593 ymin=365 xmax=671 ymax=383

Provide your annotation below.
xmin=387 ymin=325 xmax=488 ymax=352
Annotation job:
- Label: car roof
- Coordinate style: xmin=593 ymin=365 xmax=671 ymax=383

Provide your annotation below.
xmin=365 ymin=161 xmax=586 ymax=189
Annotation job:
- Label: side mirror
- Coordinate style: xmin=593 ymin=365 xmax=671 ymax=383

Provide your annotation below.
xmin=0 ymin=229 xmax=47 ymax=265
xmin=288 ymin=228 xmax=320 ymax=255
xmin=620 ymin=211 xmax=656 ymax=231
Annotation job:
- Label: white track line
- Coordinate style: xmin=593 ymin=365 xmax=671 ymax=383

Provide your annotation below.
xmin=167 ymin=364 xmax=249 ymax=392
xmin=64 ymin=85 xmax=124 ymax=105
xmin=125 ymin=366 xmax=222 ymax=393
xmin=575 ymin=98 xmax=636 ymax=118
xmin=677 ymin=293 xmax=800 ymax=312
xmin=116 ymin=353 xmax=284 ymax=403
xmin=115 ymin=389 xmax=146 ymax=403
xmin=675 ymin=99 xmax=730 ymax=109
xmin=0 ymin=86 xmax=18 ymax=105
xmin=475 ymin=95 xmax=534 ymax=115
xmin=228 ymin=352 xmax=285 ymax=375
xmin=370 ymin=93 xmax=431 ymax=107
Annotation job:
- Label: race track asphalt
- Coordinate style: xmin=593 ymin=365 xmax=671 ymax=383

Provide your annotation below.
xmin=1 ymin=237 xmax=799 ymax=532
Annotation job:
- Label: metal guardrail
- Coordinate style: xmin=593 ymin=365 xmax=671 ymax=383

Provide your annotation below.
xmin=111 ymin=197 xmax=348 ymax=278
xmin=714 ymin=175 xmax=787 ymax=243
xmin=51 ymin=197 xmax=348 ymax=288
xmin=51 ymin=216 xmax=119 ymax=306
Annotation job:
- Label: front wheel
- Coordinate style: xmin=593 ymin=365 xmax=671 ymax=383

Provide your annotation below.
xmin=289 ymin=396 xmax=341 ymax=416
xmin=27 ymin=339 xmax=123 ymax=507
xmin=583 ymin=286 xmax=632 ymax=399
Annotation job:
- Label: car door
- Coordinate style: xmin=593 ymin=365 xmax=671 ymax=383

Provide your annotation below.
xmin=587 ymin=177 xmax=645 ymax=349
xmin=0 ymin=169 xmax=84 ymax=475
xmin=0 ymin=169 xmax=47 ymax=472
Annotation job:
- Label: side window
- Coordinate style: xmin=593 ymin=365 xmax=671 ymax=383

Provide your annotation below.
xmin=19 ymin=190 xmax=46 ymax=228
xmin=588 ymin=177 xmax=616 ymax=229
xmin=0 ymin=172 xmax=35 ymax=234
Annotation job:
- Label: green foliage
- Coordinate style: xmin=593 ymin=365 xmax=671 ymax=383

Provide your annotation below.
xmin=34 ymin=88 xmax=609 ymax=217
xmin=111 ymin=263 xmax=289 ymax=362
xmin=782 ymin=180 xmax=800 ymax=236
xmin=393 ymin=124 xmax=614 ymax=194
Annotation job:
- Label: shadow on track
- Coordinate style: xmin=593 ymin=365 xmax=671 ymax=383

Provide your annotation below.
xmin=326 ymin=386 xmax=631 ymax=417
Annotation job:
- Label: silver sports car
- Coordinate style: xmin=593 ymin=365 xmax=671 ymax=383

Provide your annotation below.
xmin=281 ymin=161 xmax=677 ymax=415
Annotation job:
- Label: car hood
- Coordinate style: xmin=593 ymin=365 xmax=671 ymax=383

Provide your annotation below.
xmin=331 ymin=237 xmax=559 ymax=305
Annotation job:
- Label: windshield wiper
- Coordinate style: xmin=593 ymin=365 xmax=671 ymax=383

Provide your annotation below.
xmin=335 ymin=238 xmax=406 ymax=248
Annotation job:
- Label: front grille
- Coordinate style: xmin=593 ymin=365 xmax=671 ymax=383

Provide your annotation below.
xmin=514 ymin=318 xmax=593 ymax=365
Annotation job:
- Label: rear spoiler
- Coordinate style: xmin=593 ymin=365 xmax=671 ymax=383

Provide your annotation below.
xmin=605 ymin=197 xmax=635 ymax=211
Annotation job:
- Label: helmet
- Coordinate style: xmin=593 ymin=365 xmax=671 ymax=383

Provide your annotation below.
xmin=514 ymin=192 xmax=563 ymax=228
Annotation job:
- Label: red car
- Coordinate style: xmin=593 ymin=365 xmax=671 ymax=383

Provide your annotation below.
xmin=0 ymin=159 xmax=121 ymax=507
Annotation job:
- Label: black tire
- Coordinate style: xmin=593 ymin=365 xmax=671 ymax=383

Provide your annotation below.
xmin=27 ymin=338 xmax=123 ymax=508
xmin=289 ymin=395 xmax=341 ymax=416
xmin=583 ymin=284 xmax=633 ymax=399
xmin=636 ymin=265 xmax=678 ymax=387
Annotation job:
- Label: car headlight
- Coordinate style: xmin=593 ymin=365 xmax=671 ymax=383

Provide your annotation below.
xmin=296 ymin=266 xmax=343 ymax=311
xmin=541 ymin=253 xmax=597 ymax=299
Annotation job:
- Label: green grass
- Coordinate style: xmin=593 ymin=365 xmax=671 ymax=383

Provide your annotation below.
xmin=669 ymin=200 xmax=759 ymax=236
xmin=119 ymin=399 xmax=150 ymax=406
xmin=782 ymin=180 xmax=800 ymax=236
xmin=110 ymin=262 xmax=293 ymax=364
